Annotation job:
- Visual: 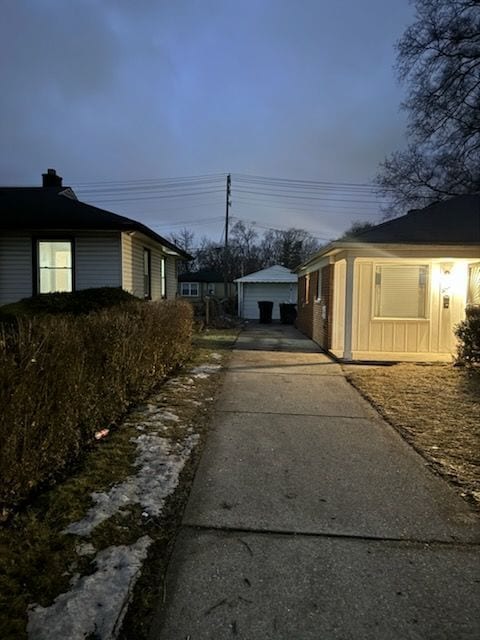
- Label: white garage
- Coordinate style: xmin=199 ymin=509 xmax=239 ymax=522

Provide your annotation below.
xmin=235 ymin=265 xmax=298 ymax=320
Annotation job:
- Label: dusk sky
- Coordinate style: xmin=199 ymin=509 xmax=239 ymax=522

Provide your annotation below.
xmin=1 ymin=0 xmax=415 ymax=245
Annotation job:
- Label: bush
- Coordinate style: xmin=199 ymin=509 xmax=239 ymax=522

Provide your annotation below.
xmin=0 ymin=300 xmax=193 ymax=509
xmin=455 ymin=306 xmax=480 ymax=365
xmin=0 ymin=287 xmax=137 ymax=320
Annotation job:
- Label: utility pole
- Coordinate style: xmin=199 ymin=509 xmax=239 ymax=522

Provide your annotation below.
xmin=224 ymin=173 xmax=231 ymax=299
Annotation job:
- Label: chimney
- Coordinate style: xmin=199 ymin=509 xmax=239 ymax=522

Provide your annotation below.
xmin=42 ymin=168 xmax=63 ymax=187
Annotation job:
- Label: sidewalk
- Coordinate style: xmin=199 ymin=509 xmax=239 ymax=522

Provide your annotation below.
xmin=150 ymin=324 xmax=480 ymax=640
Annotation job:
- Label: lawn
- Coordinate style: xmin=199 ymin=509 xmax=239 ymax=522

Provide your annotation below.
xmin=346 ymin=364 xmax=480 ymax=509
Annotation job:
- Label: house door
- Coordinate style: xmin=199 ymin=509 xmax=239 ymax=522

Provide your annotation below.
xmin=319 ymin=265 xmax=333 ymax=350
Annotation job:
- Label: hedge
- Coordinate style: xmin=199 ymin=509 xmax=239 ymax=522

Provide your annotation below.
xmin=455 ymin=306 xmax=480 ymax=365
xmin=0 ymin=299 xmax=193 ymax=510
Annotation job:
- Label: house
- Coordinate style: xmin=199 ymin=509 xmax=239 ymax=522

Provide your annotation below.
xmin=0 ymin=169 xmax=191 ymax=306
xmin=178 ymin=269 xmax=235 ymax=301
xmin=235 ymin=264 xmax=298 ymax=320
xmin=296 ymin=194 xmax=480 ymax=362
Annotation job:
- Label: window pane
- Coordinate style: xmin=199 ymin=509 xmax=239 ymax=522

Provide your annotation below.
xmin=375 ymin=265 xmax=428 ymax=318
xmin=468 ymin=264 xmax=480 ymax=305
xmin=191 ymin=284 xmax=199 ymax=296
xmin=160 ymin=258 xmax=166 ymax=297
xmin=38 ymin=241 xmax=72 ymax=293
xmin=143 ymin=249 xmax=151 ymax=298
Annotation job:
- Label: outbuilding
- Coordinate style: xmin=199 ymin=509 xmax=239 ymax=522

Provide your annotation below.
xmin=235 ymin=264 xmax=298 ymax=320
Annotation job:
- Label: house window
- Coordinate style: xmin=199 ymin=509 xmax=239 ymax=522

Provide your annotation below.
xmin=160 ymin=257 xmax=166 ymax=298
xmin=181 ymin=282 xmax=199 ymax=297
xmin=374 ymin=264 xmax=428 ymax=318
xmin=143 ymin=248 xmax=151 ymax=299
xmin=38 ymin=240 xmax=73 ymax=294
xmin=468 ymin=263 xmax=480 ymax=306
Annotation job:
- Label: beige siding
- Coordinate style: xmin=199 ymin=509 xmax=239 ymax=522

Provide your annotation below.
xmin=165 ymin=256 xmax=178 ymax=299
xmin=351 ymin=258 xmax=470 ymax=360
xmin=121 ymin=232 xmax=134 ymax=294
xmin=0 ymin=235 xmax=33 ymax=304
xmin=75 ymin=233 xmax=121 ymax=290
xmin=331 ymin=260 xmax=346 ymax=355
xmin=121 ymin=233 xmax=179 ymax=300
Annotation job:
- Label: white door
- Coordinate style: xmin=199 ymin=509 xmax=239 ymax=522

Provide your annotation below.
xmin=242 ymin=283 xmax=298 ymax=319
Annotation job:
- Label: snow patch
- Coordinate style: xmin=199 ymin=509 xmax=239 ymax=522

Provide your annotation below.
xmin=28 ymin=537 xmax=151 ymax=640
xmin=64 ymin=434 xmax=199 ymax=536
xmin=191 ymin=363 xmax=222 ymax=378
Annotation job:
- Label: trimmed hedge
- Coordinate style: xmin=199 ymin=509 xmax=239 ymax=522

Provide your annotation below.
xmin=0 ymin=300 xmax=193 ymax=509
xmin=0 ymin=287 xmax=137 ymax=319
xmin=455 ymin=306 xmax=480 ymax=365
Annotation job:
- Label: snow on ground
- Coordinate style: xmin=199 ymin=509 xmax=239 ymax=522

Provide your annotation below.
xmin=65 ymin=433 xmax=199 ymax=537
xmin=191 ymin=363 xmax=222 ymax=378
xmin=27 ymin=537 xmax=152 ymax=640
xmin=28 ymin=358 xmax=222 ymax=639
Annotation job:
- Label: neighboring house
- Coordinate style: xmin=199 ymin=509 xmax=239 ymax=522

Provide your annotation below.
xmin=0 ymin=169 xmax=191 ymax=306
xmin=296 ymin=194 xmax=480 ymax=362
xmin=177 ymin=269 xmax=235 ymax=301
xmin=235 ymin=264 xmax=298 ymax=320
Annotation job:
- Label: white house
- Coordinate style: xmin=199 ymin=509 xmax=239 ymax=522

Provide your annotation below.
xmin=296 ymin=194 xmax=480 ymax=362
xmin=0 ymin=170 xmax=190 ymax=305
xmin=235 ymin=264 xmax=298 ymax=320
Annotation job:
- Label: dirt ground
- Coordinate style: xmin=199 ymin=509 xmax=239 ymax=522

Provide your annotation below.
xmin=345 ymin=363 xmax=480 ymax=510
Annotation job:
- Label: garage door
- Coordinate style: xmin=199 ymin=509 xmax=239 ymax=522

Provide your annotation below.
xmin=242 ymin=283 xmax=297 ymax=320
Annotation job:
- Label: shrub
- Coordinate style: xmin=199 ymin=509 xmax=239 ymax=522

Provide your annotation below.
xmin=0 ymin=300 xmax=193 ymax=509
xmin=455 ymin=306 xmax=480 ymax=365
xmin=0 ymin=287 xmax=137 ymax=320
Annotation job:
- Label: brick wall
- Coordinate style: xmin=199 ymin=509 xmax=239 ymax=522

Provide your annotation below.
xmin=297 ymin=265 xmax=334 ymax=350
xmin=296 ymin=271 xmax=319 ymax=338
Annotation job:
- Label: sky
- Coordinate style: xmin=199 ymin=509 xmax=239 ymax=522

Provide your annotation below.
xmin=0 ymin=0 xmax=416 ymax=245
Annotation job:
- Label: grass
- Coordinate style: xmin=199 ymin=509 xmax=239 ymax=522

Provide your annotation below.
xmin=346 ymin=363 xmax=480 ymax=508
xmin=0 ymin=328 xmax=239 ymax=640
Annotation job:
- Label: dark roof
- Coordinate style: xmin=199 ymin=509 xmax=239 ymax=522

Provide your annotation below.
xmin=344 ymin=194 xmax=480 ymax=244
xmin=0 ymin=186 xmax=191 ymax=259
xmin=178 ymin=269 xmax=225 ymax=283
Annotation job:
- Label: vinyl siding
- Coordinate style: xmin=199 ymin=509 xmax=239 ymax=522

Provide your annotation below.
xmin=121 ymin=233 xmax=179 ymax=300
xmin=165 ymin=256 xmax=178 ymax=299
xmin=0 ymin=235 xmax=33 ymax=304
xmin=75 ymin=233 xmax=121 ymax=290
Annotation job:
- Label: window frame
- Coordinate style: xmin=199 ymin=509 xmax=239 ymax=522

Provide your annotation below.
xmin=143 ymin=248 xmax=151 ymax=300
xmin=467 ymin=262 xmax=480 ymax=307
xmin=372 ymin=262 xmax=430 ymax=321
xmin=33 ymin=237 xmax=75 ymax=295
xmin=181 ymin=282 xmax=199 ymax=297
xmin=160 ymin=257 xmax=166 ymax=299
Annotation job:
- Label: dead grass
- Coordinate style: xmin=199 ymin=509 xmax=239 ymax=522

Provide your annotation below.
xmin=346 ymin=363 xmax=480 ymax=508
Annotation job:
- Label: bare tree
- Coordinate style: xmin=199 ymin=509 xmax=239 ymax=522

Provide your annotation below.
xmin=260 ymin=228 xmax=320 ymax=270
xmin=377 ymin=0 xmax=480 ymax=213
xmin=338 ymin=221 xmax=375 ymax=240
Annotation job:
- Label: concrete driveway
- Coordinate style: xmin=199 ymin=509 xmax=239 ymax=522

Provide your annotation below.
xmin=150 ymin=323 xmax=480 ymax=640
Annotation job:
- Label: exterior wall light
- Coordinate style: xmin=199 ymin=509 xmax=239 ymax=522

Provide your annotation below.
xmin=440 ymin=264 xmax=453 ymax=309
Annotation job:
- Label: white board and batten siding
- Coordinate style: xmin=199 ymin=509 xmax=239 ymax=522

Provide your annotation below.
xmin=0 ymin=235 xmax=33 ymax=305
xmin=331 ymin=257 xmax=473 ymax=361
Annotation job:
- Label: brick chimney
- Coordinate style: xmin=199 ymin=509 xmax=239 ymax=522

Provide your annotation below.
xmin=42 ymin=168 xmax=63 ymax=187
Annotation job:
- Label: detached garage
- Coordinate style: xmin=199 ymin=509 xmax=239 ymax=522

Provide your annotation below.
xmin=235 ymin=265 xmax=298 ymax=320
